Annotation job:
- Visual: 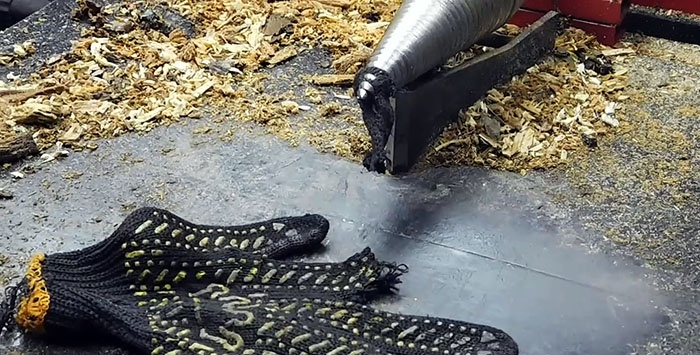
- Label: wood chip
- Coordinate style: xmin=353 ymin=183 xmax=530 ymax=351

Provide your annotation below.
xmin=263 ymin=14 xmax=293 ymax=36
xmin=268 ymin=46 xmax=298 ymax=65
xmin=0 ymin=135 xmax=39 ymax=164
xmin=60 ymin=123 xmax=85 ymax=141
xmin=0 ymin=188 xmax=13 ymax=199
xmin=427 ymin=27 xmax=631 ymax=172
xmin=315 ymin=0 xmax=354 ymax=8
xmin=0 ymin=0 xmax=632 ymax=174
xmin=0 ymin=85 xmax=65 ymax=103
xmin=601 ymin=48 xmax=636 ymax=56
xmin=308 ymin=74 xmax=354 ymax=86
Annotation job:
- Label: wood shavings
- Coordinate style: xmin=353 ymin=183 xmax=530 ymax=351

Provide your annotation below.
xmin=677 ymin=105 xmax=699 ymax=118
xmin=332 ymin=45 xmax=373 ymax=73
xmin=601 ymin=48 xmax=636 ymax=57
xmin=280 ymin=100 xmax=301 ymax=113
xmin=191 ymin=80 xmax=216 ymax=98
xmin=263 ymin=14 xmax=293 ymax=36
xmin=60 ymin=123 xmax=86 ymax=141
xmin=0 ymin=188 xmax=13 ymax=199
xmin=12 ymin=102 xmax=62 ymax=126
xmin=0 ymin=41 xmax=36 ymax=66
xmin=0 ymin=0 xmax=632 ymax=175
xmin=267 ymin=46 xmax=298 ymax=65
xmin=90 ymin=41 xmax=118 ymax=67
xmin=600 ymin=102 xmax=620 ymax=127
xmin=0 ymin=85 xmax=66 ymax=103
xmin=319 ymin=102 xmax=342 ymax=116
xmin=308 ymin=74 xmax=354 ymax=86
xmin=315 ymin=0 xmax=354 ymax=9
xmin=427 ymin=27 xmax=631 ymax=173
xmin=308 ymin=127 xmax=370 ymax=159
xmin=193 ymin=126 xmax=213 ymax=134
xmin=38 ymin=142 xmax=70 ymax=164
xmin=0 ymin=135 xmax=39 ymax=164
xmin=0 ymin=0 xmax=403 ymax=153
xmin=305 ymin=87 xmax=324 ymax=104
xmin=62 ymin=171 xmax=85 ymax=180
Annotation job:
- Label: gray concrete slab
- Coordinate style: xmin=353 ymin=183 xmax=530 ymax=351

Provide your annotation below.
xmin=0 ymin=119 xmax=671 ymax=354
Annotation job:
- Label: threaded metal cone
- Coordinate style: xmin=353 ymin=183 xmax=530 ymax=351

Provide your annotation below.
xmin=366 ymin=0 xmax=526 ymax=89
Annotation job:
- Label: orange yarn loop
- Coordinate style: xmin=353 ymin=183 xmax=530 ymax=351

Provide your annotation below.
xmin=15 ymin=253 xmax=50 ymax=334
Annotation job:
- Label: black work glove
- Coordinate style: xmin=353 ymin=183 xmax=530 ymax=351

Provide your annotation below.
xmin=1 ymin=207 xmax=518 ymax=355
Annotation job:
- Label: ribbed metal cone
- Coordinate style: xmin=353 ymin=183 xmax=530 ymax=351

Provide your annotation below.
xmin=354 ymin=0 xmax=525 ymax=173
xmin=355 ymin=0 xmax=526 ymax=173
xmin=366 ymin=0 xmax=526 ymax=89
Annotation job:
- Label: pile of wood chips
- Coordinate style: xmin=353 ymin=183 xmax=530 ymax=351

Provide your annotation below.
xmin=428 ymin=27 xmax=634 ymax=173
xmin=0 ymin=0 xmax=634 ymax=173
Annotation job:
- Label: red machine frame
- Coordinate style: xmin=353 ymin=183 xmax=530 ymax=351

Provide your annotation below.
xmin=510 ymin=0 xmax=700 ymax=46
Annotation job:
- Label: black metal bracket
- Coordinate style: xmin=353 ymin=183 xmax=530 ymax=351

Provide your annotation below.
xmin=384 ymin=11 xmax=564 ymax=175
xmin=623 ymin=6 xmax=700 ymax=46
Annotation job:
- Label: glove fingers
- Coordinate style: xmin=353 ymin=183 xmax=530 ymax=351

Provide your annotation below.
xmin=146 ymin=292 xmax=518 ymax=355
xmin=137 ymin=207 xmax=330 ymax=258
xmin=117 ymin=246 xmax=404 ymax=304
xmin=50 ymin=207 xmax=330 ymax=270
xmin=5 ymin=207 xmax=519 ymax=355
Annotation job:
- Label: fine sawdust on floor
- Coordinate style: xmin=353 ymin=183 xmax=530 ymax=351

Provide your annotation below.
xmin=631 ymin=33 xmax=700 ymax=68
xmin=552 ymin=46 xmax=700 ymax=268
xmin=0 ymin=0 xmax=633 ymax=174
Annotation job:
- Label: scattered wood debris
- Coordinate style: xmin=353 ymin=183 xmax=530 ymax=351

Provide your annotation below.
xmin=308 ymin=74 xmax=354 ymax=86
xmin=426 ymin=27 xmax=632 ymax=173
xmin=0 ymin=41 xmax=36 ymax=66
xmin=267 ymin=46 xmax=299 ymax=65
xmin=0 ymin=135 xmax=40 ymax=165
xmin=0 ymin=188 xmax=13 ymax=199
xmin=0 ymin=0 xmax=632 ymax=173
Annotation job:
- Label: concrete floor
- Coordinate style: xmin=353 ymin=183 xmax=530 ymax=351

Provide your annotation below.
xmin=0 ymin=118 xmax=673 ymax=355
xmin=0 ymin=2 xmax=699 ymax=355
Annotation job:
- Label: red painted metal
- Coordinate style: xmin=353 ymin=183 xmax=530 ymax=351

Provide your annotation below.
xmin=570 ymin=18 xmax=626 ymax=46
xmin=509 ymin=8 xmax=549 ymax=28
xmin=631 ymin=0 xmax=658 ymax=6
xmin=522 ymin=0 xmax=556 ymax=11
xmin=509 ymin=9 xmax=625 ymax=46
xmin=631 ymin=0 xmax=700 ymax=15
xmin=558 ymin=0 xmax=630 ymax=25
xmin=516 ymin=0 xmax=699 ymax=46
xmin=521 ymin=0 xmax=630 ymax=25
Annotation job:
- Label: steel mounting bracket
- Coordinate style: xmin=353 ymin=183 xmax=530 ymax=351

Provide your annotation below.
xmin=384 ymin=10 xmax=564 ymax=174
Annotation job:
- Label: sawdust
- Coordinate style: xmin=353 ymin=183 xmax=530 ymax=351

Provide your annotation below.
xmin=0 ymin=0 xmax=633 ymax=174
xmin=539 ymin=33 xmax=700 ymax=272
xmin=631 ymin=33 xmax=700 ymax=68
xmin=677 ymin=105 xmax=700 ymax=118
xmin=560 ymin=101 xmax=694 ymax=194
xmin=308 ymin=126 xmax=369 ymax=158
xmin=307 ymin=74 xmax=354 ymax=86
xmin=0 ymin=254 xmax=9 ymax=286
xmin=0 ymin=41 xmax=36 ymax=66
xmin=426 ymin=27 xmax=631 ymax=174
xmin=0 ymin=0 xmax=397 ymax=148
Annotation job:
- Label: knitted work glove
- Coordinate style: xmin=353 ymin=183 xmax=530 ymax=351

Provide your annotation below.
xmin=1 ymin=207 xmax=519 ymax=355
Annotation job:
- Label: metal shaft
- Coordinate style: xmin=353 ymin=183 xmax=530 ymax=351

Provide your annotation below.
xmin=365 ymin=0 xmax=525 ymax=89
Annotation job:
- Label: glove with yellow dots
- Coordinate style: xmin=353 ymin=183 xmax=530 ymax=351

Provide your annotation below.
xmin=0 ymin=207 xmax=519 ymax=355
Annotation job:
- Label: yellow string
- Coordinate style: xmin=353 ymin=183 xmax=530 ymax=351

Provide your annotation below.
xmin=15 ymin=253 xmax=50 ymax=334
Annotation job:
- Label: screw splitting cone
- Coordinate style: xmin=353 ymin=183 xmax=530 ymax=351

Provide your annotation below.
xmin=354 ymin=0 xmax=526 ymax=173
